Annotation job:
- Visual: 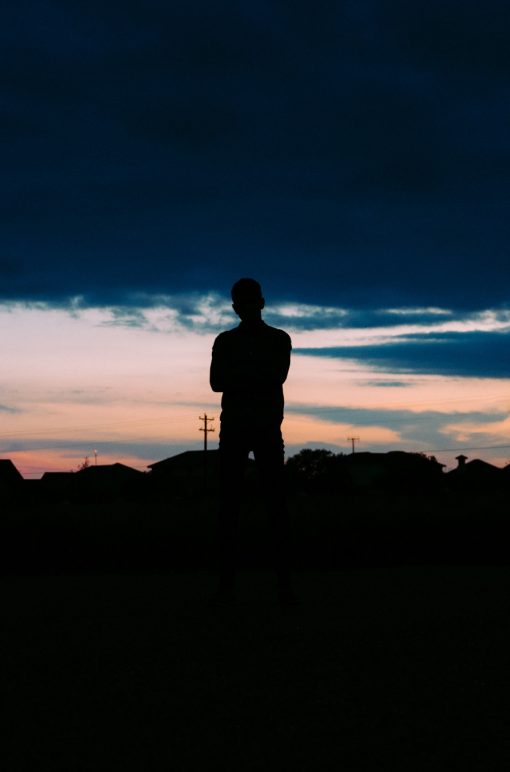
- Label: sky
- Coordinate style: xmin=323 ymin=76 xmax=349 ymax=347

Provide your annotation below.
xmin=2 ymin=0 xmax=510 ymax=476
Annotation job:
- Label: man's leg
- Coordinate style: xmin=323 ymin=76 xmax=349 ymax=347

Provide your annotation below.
xmin=253 ymin=428 xmax=293 ymax=598
xmin=217 ymin=429 xmax=249 ymax=596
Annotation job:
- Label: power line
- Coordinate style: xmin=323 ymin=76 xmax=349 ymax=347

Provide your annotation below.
xmin=1 ymin=387 xmax=507 ymax=442
xmin=357 ymin=393 xmax=510 ymax=410
xmin=0 ymin=416 xmax=200 ymax=440
xmin=418 ymin=443 xmax=510 ymax=454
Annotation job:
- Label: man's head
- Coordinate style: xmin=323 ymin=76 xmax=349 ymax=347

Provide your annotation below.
xmin=231 ymin=278 xmax=265 ymax=321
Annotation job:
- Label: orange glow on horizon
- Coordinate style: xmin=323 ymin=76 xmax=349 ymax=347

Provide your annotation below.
xmin=1 ymin=304 xmax=510 ymax=476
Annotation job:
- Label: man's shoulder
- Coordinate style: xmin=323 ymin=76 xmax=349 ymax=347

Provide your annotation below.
xmin=263 ymin=323 xmax=292 ymax=347
xmin=213 ymin=327 xmax=239 ymax=347
xmin=213 ymin=322 xmax=291 ymax=348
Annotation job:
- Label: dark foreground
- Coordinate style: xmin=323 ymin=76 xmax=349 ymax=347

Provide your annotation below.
xmin=3 ymin=566 xmax=510 ymax=770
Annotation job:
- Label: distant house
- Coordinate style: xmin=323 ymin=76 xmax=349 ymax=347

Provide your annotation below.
xmin=148 ymin=450 xmax=221 ymax=493
xmin=149 ymin=450 xmax=219 ymax=474
xmin=501 ymin=464 xmax=510 ymax=491
xmin=148 ymin=450 xmax=258 ymax=494
xmin=447 ymin=456 xmax=503 ymax=491
xmin=344 ymin=452 xmax=388 ymax=490
xmin=343 ymin=451 xmax=445 ymax=492
xmin=74 ymin=463 xmax=144 ymax=496
xmin=40 ymin=472 xmax=76 ymax=498
xmin=0 ymin=459 xmax=24 ymax=490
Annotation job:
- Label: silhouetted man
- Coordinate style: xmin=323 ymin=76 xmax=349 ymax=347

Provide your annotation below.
xmin=210 ymin=278 xmax=293 ymax=601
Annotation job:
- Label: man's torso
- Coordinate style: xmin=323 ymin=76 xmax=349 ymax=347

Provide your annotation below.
xmin=211 ymin=321 xmax=291 ymax=427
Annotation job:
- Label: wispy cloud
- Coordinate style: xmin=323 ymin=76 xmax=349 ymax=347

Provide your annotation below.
xmin=442 ymin=415 xmax=510 ymax=447
xmin=384 ymin=307 xmax=453 ymax=317
xmin=287 ymin=403 xmax=510 ymax=456
xmin=0 ymin=438 xmax=185 ymax=464
xmin=5 ymin=293 xmax=510 ymax=344
xmin=365 ymin=380 xmax=412 ymax=388
xmin=0 ymin=404 xmax=20 ymax=414
xmin=265 ymin=303 xmax=349 ymax=330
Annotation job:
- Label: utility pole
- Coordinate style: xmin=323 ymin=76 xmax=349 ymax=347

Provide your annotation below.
xmin=199 ymin=414 xmax=215 ymax=489
xmin=199 ymin=414 xmax=215 ymax=452
xmin=347 ymin=436 xmax=360 ymax=454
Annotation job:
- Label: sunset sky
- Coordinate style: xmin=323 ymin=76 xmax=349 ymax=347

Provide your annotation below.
xmin=2 ymin=1 xmax=509 ymax=476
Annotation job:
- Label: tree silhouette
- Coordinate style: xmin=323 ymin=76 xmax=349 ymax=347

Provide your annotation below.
xmin=77 ymin=456 xmax=90 ymax=472
xmin=286 ymin=449 xmax=343 ymax=491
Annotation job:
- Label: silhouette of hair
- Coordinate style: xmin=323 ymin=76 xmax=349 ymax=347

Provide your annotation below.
xmin=231 ymin=278 xmax=263 ymax=304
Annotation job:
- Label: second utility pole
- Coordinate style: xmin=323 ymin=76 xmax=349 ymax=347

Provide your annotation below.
xmin=347 ymin=436 xmax=360 ymax=453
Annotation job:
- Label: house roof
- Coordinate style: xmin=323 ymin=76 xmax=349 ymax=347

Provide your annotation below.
xmin=345 ymin=451 xmax=444 ymax=471
xmin=447 ymin=458 xmax=503 ymax=479
xmin=41 ymin=472 xmax=75 ymax=485
xmin=76 ymin=463 xmax=143 ymax=478
xmin=148 ymin=450 xmax=219 ymax=472
xmin=465 ymin=459 xmax=501 ymax=474
xmin=0 ymin=459 xmax=23 ymax=483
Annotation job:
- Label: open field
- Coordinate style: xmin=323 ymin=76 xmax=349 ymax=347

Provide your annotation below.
xmin=3 ymin=489 xmax=510 ymax=768
xmin=2 ymin=488 xmax=510 ymax=574
xmin=3 ymin=565 xmax=510 ymax=770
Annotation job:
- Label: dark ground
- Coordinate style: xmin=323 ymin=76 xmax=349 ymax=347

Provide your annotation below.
xmin=3 ymin=565 xmax=510 ymax=770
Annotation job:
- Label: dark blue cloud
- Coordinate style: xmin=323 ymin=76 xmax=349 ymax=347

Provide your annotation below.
xmin=2 ymin=1 xmax=509 ymax=309
xmin=295 ymin=330 xmax=510 ymax=378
